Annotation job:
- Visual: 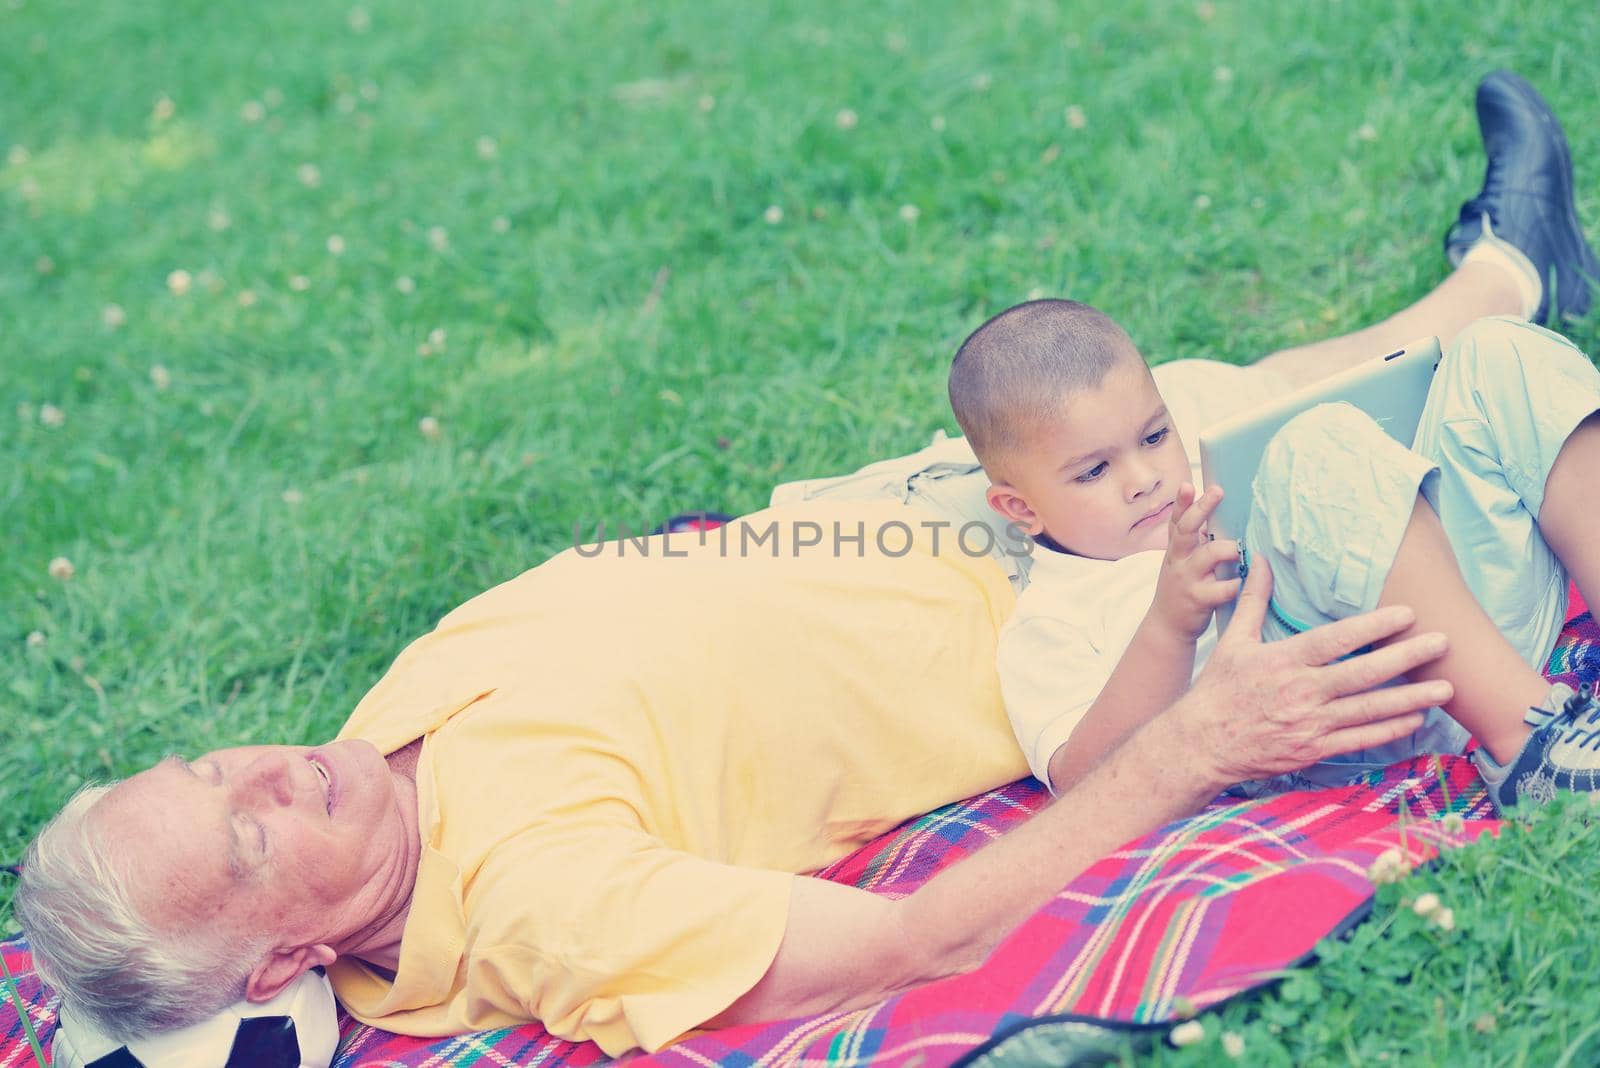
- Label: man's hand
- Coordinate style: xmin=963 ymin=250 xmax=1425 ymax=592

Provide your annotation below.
xmin=1172 ymin=553 xmax=1453 ymax=786
xmin=1150 ymin=483 xmax=1241 ymax=640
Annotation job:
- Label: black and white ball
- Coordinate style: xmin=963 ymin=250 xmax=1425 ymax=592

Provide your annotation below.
xmin=51 ymin=968 xmax=339 ymax=1068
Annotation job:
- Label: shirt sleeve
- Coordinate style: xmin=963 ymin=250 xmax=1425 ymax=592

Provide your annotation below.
xmin=996 ymin=612 xmax=1110 ymax=789
xmin=460 ymin=821 xmax=794 ymax=1057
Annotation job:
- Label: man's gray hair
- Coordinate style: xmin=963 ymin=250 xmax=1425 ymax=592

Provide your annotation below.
xmin=13 ymin=782 xmax=254 ymax=1039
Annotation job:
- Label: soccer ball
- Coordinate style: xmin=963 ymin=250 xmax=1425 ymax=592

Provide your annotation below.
xmin=51 ymin=968 xmax=339 ymax=1068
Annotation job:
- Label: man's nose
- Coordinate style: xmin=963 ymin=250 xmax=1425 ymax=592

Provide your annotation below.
xmin=233 ymin=753 xmax=295 ymax=807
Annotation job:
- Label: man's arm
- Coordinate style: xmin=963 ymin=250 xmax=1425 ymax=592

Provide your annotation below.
xmin=710 ymin=558 xmax=1453 ymax=1028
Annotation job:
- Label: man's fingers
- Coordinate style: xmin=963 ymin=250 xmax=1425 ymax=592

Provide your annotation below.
xmin=1288 ymin=604 xmax=1420 ymax=666
xmin=1314 ymin=711 xmax=1430 ymax=764
xmin=1321 ymin=632 xmax=1449 ymax=697
xmin=1222 ymin=553 xmax=1273 ymax=639
xmin=1319 ymin=679 xmax=1453 ymax=734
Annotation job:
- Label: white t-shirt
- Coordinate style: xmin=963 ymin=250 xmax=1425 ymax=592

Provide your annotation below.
xmin=996 ymin=358 xmax=1287 ymax=786
xmin=998 ymin=547 xmax=1219 ymax=785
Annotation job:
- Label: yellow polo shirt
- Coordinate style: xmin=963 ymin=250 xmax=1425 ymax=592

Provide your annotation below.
xmin=327 ymin=501 xmax=1028 ymax=1055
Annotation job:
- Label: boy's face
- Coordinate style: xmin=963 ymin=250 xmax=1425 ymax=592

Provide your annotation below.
xmin=987 ymin=357 xmax=1192 ymax=560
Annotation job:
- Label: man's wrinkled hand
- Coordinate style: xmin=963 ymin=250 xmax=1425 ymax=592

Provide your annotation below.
xmin=1174 ymin=553 xmax=1453 ymax=785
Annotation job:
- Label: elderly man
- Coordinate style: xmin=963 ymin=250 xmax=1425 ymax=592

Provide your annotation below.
xmin=15 ymin=500 xmax=1448 ymax=1056
xmin=14 ymin=69 xmax=1593 ymax=1056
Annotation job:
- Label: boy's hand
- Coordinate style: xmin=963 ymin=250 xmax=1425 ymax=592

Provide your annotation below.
xmin=1150 ymin=483 xmax=1241 ymax=641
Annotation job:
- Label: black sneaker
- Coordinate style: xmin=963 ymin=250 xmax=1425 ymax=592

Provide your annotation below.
xmin=1474 ymin=681 xmax=1600 ymax=813
xmin=1443 ymin=71 xmax=1599 ymax=324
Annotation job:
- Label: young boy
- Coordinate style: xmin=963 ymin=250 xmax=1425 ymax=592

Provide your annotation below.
xmin=954 ymin=300 xmax=1600 ymax=812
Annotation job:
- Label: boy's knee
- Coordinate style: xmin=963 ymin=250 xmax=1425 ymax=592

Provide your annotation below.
xmin=1445 ymin=315 xmax=1580 ymax=381
xmin=1254 ymin=403 xmax=1381 ymax=507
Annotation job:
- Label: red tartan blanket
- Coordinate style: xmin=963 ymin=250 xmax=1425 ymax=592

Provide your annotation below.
xmin=5 ymin=592 xmax=1595 ymax=1067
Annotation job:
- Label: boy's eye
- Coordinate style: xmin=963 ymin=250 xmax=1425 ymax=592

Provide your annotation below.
xmin=1075 ymin=461 xmax=1108 ymax=483
xmin=1143 ymin=427 xmax=1170 ymax=446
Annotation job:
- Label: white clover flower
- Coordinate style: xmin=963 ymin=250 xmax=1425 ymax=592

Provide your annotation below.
xmin=416 ymin=342 xmax=434 ymax=357
xmin=428 ymin=327 xmax=447 ymax=348
xmin=336 ymin=92 xmax=357 ymax=114
xmin=1065 ymin=105 xmax=1087 ymax=130
xmin=898 ymin=203 xmax=920 ymax=224
xmin=48 ymin=556 xmax=75 ymax=580
xmin=1434 ymin=907 xmax=1455 ymax=931
xmin=102 ymin=303 xmax=127 ymax=329
xmin=476 ymin=135 xmax=499 ymax=160
xmin=930 ymin=114 xmax=947 ymax=132
xmin=885 ymin=30 xmax=907 ymax=53
xmin=1222 ymin=1031 xmax=1244 ymax=1058
xmin=834 ymin=107 xmax=859 ymax=130
xmin=1195 ymin=193 xmax=1212 ymax=210
xmin=1197 ymin=0 xmax=1217 ymax=20
xmin=697 ymin=94 xmax=716 ymax=112
xmin=281 ymin=488 xmax=304 ymax=506
xmin=237 ymin=289 xmax=258 ymax=308
xmin=241 ymin=100 xmax=265 ymax=123
xmin=35 ymin=254 xmax=54 ymax=275
xmin=1027 ymin=286 xmax=1047 ymax=301
xmin=418 ymin=415 xmax=441 ymax=439
xmin=151 ymin=95 xmax=176 ymax=122
xmin=763 ymin=204 xmax=784 ymax=225
xmin=326 ymin=234 xmax=346 ymax=255
xmin=1440 ymin=812 xmax=1466 ymax=834
xmin=1169 ymin=1020 xmax=1204 ymax=1047
xmin=1250 ymin=195 xmax=1267 ymax=210
xmin=289 ymin=274 xmax=310 ymax=292
xmin=1377 ymin=846 xmax=1404 ymax=869
xmin=1214 ymin=65 xmax=1235 ymax=85
xmin=7 ymin=144 xmax=29 ymax=166
xmin=207 ymin=207 xmax=232 ymax=231
xmin=491 ymin=215 xmax=510 ymax=234
xmin=167 ymin=269 xmax=193 ymax=296
xmin=1357 ymin=122 xmax=1378 ymax=142
xmin=297 ymin=162 xmax=323 ymax=188
xmin=39 ymin=403 xmax=65 ymax=427
xmin=428 ymin=225 xmax=449 ymax=251
xmin=348 ymin=7 xmax=370 ymax=32
xmin=970 ymin=72 xmax=993 ymax=91
xmin=360 ymin=80 xmax=380 ymax=101
xmin=149 ymin=364 xmax=172 ymax=391
xmin=395 ymin=275 xmax=416 ymax=294
xmin=1411 ymin=892 xmax=1441 ymax=917
xmin=26 ymin=630 xmax=46 ymax=649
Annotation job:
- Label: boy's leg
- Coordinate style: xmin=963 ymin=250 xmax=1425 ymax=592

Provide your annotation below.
xmin=1243 ymin=403 xmax=1476 ymax=783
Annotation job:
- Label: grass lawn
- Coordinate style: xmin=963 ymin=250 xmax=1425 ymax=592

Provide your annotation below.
xmin=4 ymin=0 xmax=1599 ymax=1063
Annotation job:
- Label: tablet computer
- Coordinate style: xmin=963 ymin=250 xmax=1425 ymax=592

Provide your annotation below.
xmin=1198 ymin=335 xmax=1442 ymax=631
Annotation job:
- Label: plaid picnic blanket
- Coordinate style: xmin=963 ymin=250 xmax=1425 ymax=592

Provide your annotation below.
xmin=6 ymin=592 xmax=1595 ymax=1067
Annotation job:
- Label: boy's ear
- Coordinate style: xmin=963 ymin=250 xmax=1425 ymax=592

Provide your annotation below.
xmin=986 ymin=482 xmax=1044 ymax=536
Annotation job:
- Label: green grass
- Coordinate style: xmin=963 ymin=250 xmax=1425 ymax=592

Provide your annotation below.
xmin=3 ymin=0 xmax=1599 ymax=1063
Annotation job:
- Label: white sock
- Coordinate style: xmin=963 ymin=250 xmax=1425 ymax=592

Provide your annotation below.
xmin=1458 ymin=213 xmax=1543 ymax=319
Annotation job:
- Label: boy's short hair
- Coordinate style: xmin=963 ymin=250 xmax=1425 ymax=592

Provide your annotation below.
xmin=948 ymin=299 xmax=1141 ymax=476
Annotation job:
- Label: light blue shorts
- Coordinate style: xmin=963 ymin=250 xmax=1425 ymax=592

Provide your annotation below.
xmin=1245 ymin=316 xmax=1600 ymax=786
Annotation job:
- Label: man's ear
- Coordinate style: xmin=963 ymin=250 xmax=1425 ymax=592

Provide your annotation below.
xmin=245 ymin=943 xmax=337 ymax=1003
xmin=986 ymin=482 xmax=1044 ymax=536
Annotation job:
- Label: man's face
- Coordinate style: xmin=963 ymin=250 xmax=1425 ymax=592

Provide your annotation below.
xmin=995 ymin=358 xmax=1192 ymax=560
xmin=93 ymin=739 xmax=414 ymax=960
